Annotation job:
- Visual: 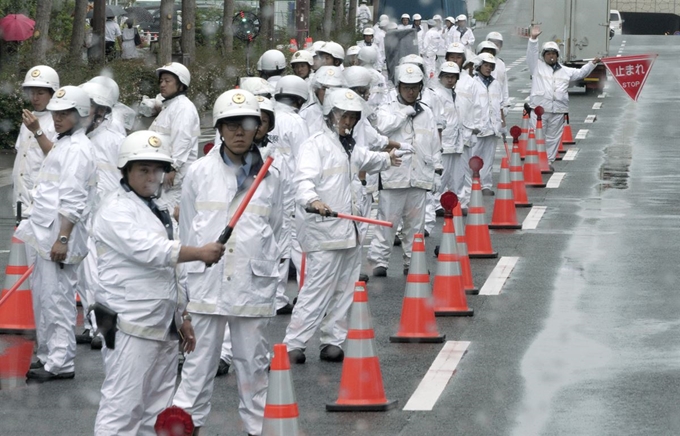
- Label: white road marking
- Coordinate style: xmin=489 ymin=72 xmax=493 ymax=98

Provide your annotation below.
xmin=616 ymin=55 xmax=622 ymax=57
xmin=0 ymin=250 xmax=10 ymax=254
xmin=563 ymin=148 xmax=579 ymax=160
xmin=546 ymin=172 xmax=566 ymax=188
xmin=522 ymin=206 xmax=547 ymax=230
xmin=519 ymin=89 xmax=531 ymax=94
xmin=403 ymin=341 xmax=470 ymax=411
xmin=584 ymin=115 xmax=597 ymax=123
xmin=592 ymin=102 xmax=602 ymax=110
xmin=575 ymin=129 xmax=589 ymax=140
xmin=597 ymin=92 xmax=607 ymax=98
xmin=479 ymin=256 xmax=519 ymax=296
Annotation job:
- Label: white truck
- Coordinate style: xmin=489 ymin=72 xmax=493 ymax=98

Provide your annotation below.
xmin=531 ymin=0 xmax=611 ymax=93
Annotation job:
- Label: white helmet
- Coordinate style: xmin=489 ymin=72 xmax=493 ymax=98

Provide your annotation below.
xmin=541 ymin=41 xmax=560 ymax=57
xmin=413 ymin=14 xmax=422 ymax=21
xmin=396 ymin=64 xmax=424 ymax=85
xmin=257 ymin=49 xmax=286 ymax=71
xmin=238 ymin=77 xmax=275 ymax=97
xmin=213 ymin=89 xmax=260 ymax=128
xmin=156 ymin=62 xmax=191 ymax=87
xmin=379 ymin=18 xmax=389 ymax=28
xmin=363 ymin=27 xmax=374 ymax=36
xmin=446 ymin=42 xmax=466 ymax=55
xmin=47 ymin=86 xmax=91 ymax=117
xmin=322 ymin=88 xmax=364 ymax=120
xmin=317 ymin=41 xmax=345 ymax=61
xmin=439 ymin=61 xmax=461 ymax=75
xmin=256 ymin=96 xmax=275 ymax=131
xmin=274 ymin=75 xmax=309 ymax=102
xmin=290 ymin=50 xmax=314 ymax=66
xmin=80 ymin=82 xmax=116 ymax=109
xmin=358 ymin=46 xmax=378 ymax=65
xmin=312 ymin=66 xmax=345 ymax=89
xmin=464 ymin=54 xmax=478 ymax=68
xmin=401 ymin=13 xmax=410 ymax=20
xmin=433 ymin=14 xmax=442 ymax=21
xmin=486 ymin=31 xmax=503 ymax=42
xmin=347 ymin=45 xmax=361 ymax=57
xmin=88 ymin=76 xmax=120 ymax=103
xmin=387 ymin=22 xmax=398 ymax=30
xmin=476 ymin=40 xmax=498 ymax=55
xmin=476 ymin=52 xmax=497 ymax=70
xmin=117 ymin=130 xmax=173 ymax=169
xmin=22 ymin=65 xmax=60 ymax=92
xmin=399 ymin=54 xmax=425 ymax=69
xmin=378 ymin=14 xmax=388 ymax=22
xmin=343 ymin=66 xmax=372 ymax=88
xmin=456 ymin=14 xmax=467 ymax=22
xmin=445 ymin=16 xmax=455 ymax=23
xmin=308 ymin=40 xmax=326 ymax=54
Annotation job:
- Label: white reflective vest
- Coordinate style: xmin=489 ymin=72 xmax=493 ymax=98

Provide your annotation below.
xmin=180 ymin=147 xmax=283 ymax=317
xmin=87 ymin=118 xmax=125 ymax=208
xmin=470 ymin=74 xmax=503 ymax=137
xmin=92 ymin=186 xmax=183 ymax=341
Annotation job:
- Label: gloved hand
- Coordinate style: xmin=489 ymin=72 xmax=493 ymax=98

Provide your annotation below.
xmin=499 ymin=126 xmax=508 ymax=135
xmin=138 ymin=95 xmax=160 ymax=117
xmin=401 ymin=106 xmax=416 ymax=117
xmin=398 ymin=143 xmax=414 ymax=154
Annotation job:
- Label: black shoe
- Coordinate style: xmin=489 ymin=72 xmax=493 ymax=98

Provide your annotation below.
xmin=424 ymin=230 xmax=430 ymax=237
xmin=482 ymin=188 xmax=495 ymax=196
xmin=359 ymin=273 xmax=369 ymax=283
xmin=216 ymin=359 xmax=230 ymax=377
xmin=29 ymin=360 xmax=44 ymax=370
xmin=462 ymin=208 xmax=468 ymax=216
xmin=288 ymin=349 xmax=306 ymax=364
xmin=373 ymin=266 xmax=387 ymax=277
xmin=90 ymin=335 xmax=103 ymax=350
xmin=319 ymin=345 xmax=344 ymax=362
xmin=26 ymin=368 xmax=75 ymax=383
xmin=276 ymin=302 xmax=294 ymax=315
xmin=393 ymin=236 xmax=402 ymax=247
xmin=403 ymin=267 xmax=409 ymax=276
xmin=435 ymin=209 xmax=445 ymax=217
xmin=75 ymin=329 xmax=92 ymax=344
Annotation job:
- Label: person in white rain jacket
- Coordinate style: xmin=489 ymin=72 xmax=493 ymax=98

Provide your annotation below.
xmin=485 ymin=32 xmax=511 ymax=115
xmin=88 ymin=75 xmax=136 ymax=135
xmin=173 ymin=90 xmax=283 ymax=436
xmin=412 ymin=14 xmax=426 ymax=55
xmin=149 ymin=62 xmax=200 ymax=212
xmin=423 ymin=16 xmax=445 ymax=81
xmin=299 ymin=65 xmax=345 ymax=133
xmin=13 ymin=65 xmax=59 ymax=218
xmin=93 ymin=130 xmax=224 ymax=436
xmin=17 ymin=86 xmax=96 ymax=383
xmin=357 ymin=46 xmax=393 ymax=108
xmin=285 ymin=88 xmax=400 ymax=365
xmin=398 ymin=13 xmax=411 ymax=29
xmin=453 ymin=15 xmax=475 ymax=49
xmin=356 ymin=0 xmax=372 ymax=31
xmin=257 ymin=49 xmax=287 ymax=89
xmin=527 ymin=27 xmax=599 ymax=164
xmin=367 ymin=65 xmax=440 ymax=276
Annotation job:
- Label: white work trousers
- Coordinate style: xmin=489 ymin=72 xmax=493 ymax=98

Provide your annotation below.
xmin=468 ymin=135 xmax=499 ymax=190
xmin=174 ymin=314 xmax=269 ymax=434
xmin=94 ymin=331 xmax=177 ymax=436
xmin=424 ymin=192 xmax=437 ymax=234
xmin=30 ymin=254 xmax=78 ymax=373
xmin=441 ymin=153 xmax=466 ymax=202
xmin=531 ymin=111 xmax=565 ymax=162
xmin=367 ymin=188 xmax=427 ymax=269
xmin=76 ymin=237 xmax=99 ymax=334
xmin=284 ymin=246 xmax=361 ymax=351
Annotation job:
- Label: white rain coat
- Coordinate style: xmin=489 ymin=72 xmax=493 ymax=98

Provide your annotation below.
xmin=299 ymin=98 xmax=324 ymax=134
xmin=87 ymin=117 xmax=125 ymax=207
xmin=527 ymin=38 xmax=597 ymax=113
xmin=356 ymin=4 xmax=372 ymax=30
xmin=469 ymin=73 xmax=503 ymax=138
xmin=455 ymin=72 xmax=476 ymax=146
xmin=430 ymin=82 xmax=464 ymax=153
xmin=180 ymin=146 xmax=283 ymax=317
xmin=453 ymin=26 xmax=475 ymax=49
xmin=492 ymin=57 xmax=510 ymax=114
xmin=423 ymin=28 xmax=445 ymax=79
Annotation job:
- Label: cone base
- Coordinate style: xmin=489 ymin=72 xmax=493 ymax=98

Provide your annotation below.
xmin=562 ymin=141 xmax=575 ymax=145
xmin=389 ymin=334 xmax=446 ymax=343
xmin=468 ymin=252 xmax=499 ymax=259
xmin=326 ymin=399 xmax=397 ymax=412
xmin=555 ymin=156 xmax=563 ymax=161
xmin=435 ymin=308 xmax=474 ymax=317
xmin=540 ymin=169 xmax=554 ymax=174
xmin=465 ymin=288 xmax=479 ymax=295
xmin=0 ymin=327 xmax=36 ymax=336
xmin=488 ymin=223 xmax=522 ymax=230
xmin=515 ymin=202 xmax=533 ymax=208
xmin=526 ymin=183 xmax=547 ymax=188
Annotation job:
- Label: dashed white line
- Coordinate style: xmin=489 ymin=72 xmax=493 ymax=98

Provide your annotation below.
xmin=546 ymin=172 xmax=566 ymax=188
xmin=479 ymin=256 xmax=519 ymax=295
xmin=522 ymin=206 xmax=547 ymax=230
xmin=592 ymin=102 xmax=602 ymax=110
xmin=563 ymin=148 xmax=579 ymax=160
xmin=597 ymin=92 xmax=607 ymax=98
xmin=584 ymin=114 xmax=597 ymax=123
xmin=575 ymin=129 xmax=589 ymax=140
xmin=403 ymin=341 xmax=470 ymax=411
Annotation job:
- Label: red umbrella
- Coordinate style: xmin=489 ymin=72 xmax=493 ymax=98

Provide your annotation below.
xmin=0 ymin=14 xmax=35 ymax=42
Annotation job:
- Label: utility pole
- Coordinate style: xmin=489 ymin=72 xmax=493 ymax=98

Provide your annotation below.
xmin=296 ymin=0 xmax=309 ymax=46
xmin=90 ymin=0 xmax=106 ymax=63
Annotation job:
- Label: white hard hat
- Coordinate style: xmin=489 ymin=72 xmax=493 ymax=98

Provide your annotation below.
xmin=312 ymin=66 xmax=345 ymax=88
xmin=439 ymin=61 xmax=461 ymax=75
xmin=322 ymin=88 xmax=364 ymax=120
xmin=413 ymin=14 xmax=422 ymax=20
xmin=256 ymin=96 xmax=275 ymax=131
xmin=399 ymin=54 xmax=424 ymax=68
xmin=347 ymin=45 xmax=361 ymax=57
xmin=476 ymin=40 xmax=498 ymax=55
xmin=213 ymin=89 xmax=260 ymax=128
xmin=456 ymin=14 xmax=467 ymax=22
xmin=387 ymin=22 xmax=398 ymax=30
xmin=156 ymin=62 xmax=191 ymax=87
xmin=308 ymin=40 xmax=326 ymax=54
xmin=257 ymin=49 xmax=286 ymax=71
xmin=464 ymin=54 xmax=478 ymax=67
xmin=80 ymin=82 xmax=116 ymax=109
xmin=117 ymin=130 xmax=173 ymax=169
xmin=379 ymin=14 xmax=388 ymax=21
xmin=446 ymin=42 xmax=466 ymax=55
xmin=22 ymin=65 xmax=60 ymax=92
xmin=274 ymin=75 xmax=309 ymax=102
xmin=427 ymin=19 xmax=435 ymax=26
xmin=445 ymin=16 xmax=455 ymax=23
xmin=396 ymin=64 xmax=424 ymax=84
xmin=476 ymin=52 xmax=497 ymax=70
xmin=401 ymin=13 xmax=410 ymax=19
xmin=47 ymin=86 xmax=90 ymax=117
xmin=363 ymin=27 xmax=375 ymax=36
xmin=238 ymin=77 xmax=275 ymax=97
xmin=486 ymin=31 xmax=503 ymax=42
xmin=290 ymin=50 xmax=314 ymax=66
xmin=379 ymin=18 xmax=390 ymax=27
xmin=88 ymin=76 xmax=120 ymax=103
xmin=433 ymin=14 xmax=442 ymax=21
xmin=541 ymin=41 xmax=560 ymax=57
xmin=358 ymin=46 xmax=378 ymax=65
xmin=343 ymin=66 xmax=372 ymax=88
xmin=317 ymin=41 xmax=345 ymax=61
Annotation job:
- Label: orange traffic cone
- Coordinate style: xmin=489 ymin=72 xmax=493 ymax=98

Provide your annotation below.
xmin=303 ymin=37 xmax=313 ymax=49
xmin=0 ymin=233 xmax=35 ymax=334
xmin=523 ymin=129 xmax=546 ymax=188
xmin=561 ymin=113 xmax=575 ymax=144
xmin=289 ymin=39 xmax=298 ymax=53
xmin=453 ymin=203 xmax=477 ymax=295
xmin=534 ymin=106 xmax=553 ymax=174
xmin=509 ymin=126 xmax=532 ymax=208
xmin=0 ymin=337 xmax=33 ymax=388
xmin=489 ymin=157 xmax=521 ymax=229
xmin=432 ymin=192 xmax=473 ymax=316
xmin=466 ymin=157 xmax=498 ymax=259
xmin=328 ymin=282 xmax=397 ymax=411
xmin=263 ymin=343 xmax=302 ymax=434
xmin=518 ymin=107 xmax=530 ymax=159
xmin=390 ymin=235 xmax=445 ymax=343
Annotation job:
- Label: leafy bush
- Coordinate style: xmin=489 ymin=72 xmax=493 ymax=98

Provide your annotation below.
xmin=474 ymin=0 xmax=506 ymax=24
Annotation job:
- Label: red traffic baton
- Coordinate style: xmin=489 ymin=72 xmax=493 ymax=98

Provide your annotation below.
xmin=304 ymin=206 xmax=393 ymax=227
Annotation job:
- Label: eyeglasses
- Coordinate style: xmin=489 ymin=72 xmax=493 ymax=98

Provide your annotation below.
xmin=221 ymin=118 xmax=260 ymax=132
xmin=401 ymin=84 xmax=421 ymax=93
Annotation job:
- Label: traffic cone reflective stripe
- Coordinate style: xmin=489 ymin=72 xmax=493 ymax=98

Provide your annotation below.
xmin=0 ymin=232 xmax=35 ymax=333
xmin=489 ymin=157 xmax=522 ymax=229
xmin=390 ymin=235 xmax=445 ymax=343
xmin=519 ymin=110 xmax=530 ymax=159
xmin=562 ymin=113 xmax=575 ymax=144
xmin=304 ymin=37 xmax=313 ymax=49
xmin=510 ymin=138 xmax=532 ymax=207
xmin=453 ymin=203 xmax=477 ymax=294
xmin=523 ymin=129 xmax=546 ymax=187
xmin=289 ymin=39 xmax=298 ymax=53
xmin=328 ymin=282 xmax=397 ymax=411
xmin=466 ymin=178 xmax=498 ymax=258
xmin=535 ymin=113 xmax=552 ymax=174
xmin=263 ymin=343 xmax=301 ymax=435
xmin=433 ymin=216 xmax=473 ymax=316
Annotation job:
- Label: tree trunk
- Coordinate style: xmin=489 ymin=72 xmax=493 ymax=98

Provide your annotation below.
xmin=259 ymin=0 xmax=274 ymax=49
xmin=295 ymin=0 xmax=310 ymax=47
xmin=333 ymin=0 xmax=344 ymax=30
xmin=31 ymin=0 xmax=53 ymax=65
xmin=159 ymin=0 xmax=174 ymax=64
xmin=69 ymin=0 xmax=88 ymax=62
xmin=222 ymin=0 xmax=234 ymax=54
xmin=181 ymin=0 xmax=196 ymax=65
xmin=347 ymin=0 xmax=357 ymax=34
xmin=90 ymin=0 xmax=106 ymax=63
xmin=323 ymin=0 xmax=333 ymax=39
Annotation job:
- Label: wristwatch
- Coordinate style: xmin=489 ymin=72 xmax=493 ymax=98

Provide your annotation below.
xmin=58 ymin=235 xmax=69 ymax=244
xmin=35 ymin=129 xmax=43 ymax=138
xmin=182 ymin=313 xmax=192 ymax=322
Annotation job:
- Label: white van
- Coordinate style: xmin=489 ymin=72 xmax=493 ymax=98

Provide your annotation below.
xmin=610 ymin=9 xmax=623 ymax=35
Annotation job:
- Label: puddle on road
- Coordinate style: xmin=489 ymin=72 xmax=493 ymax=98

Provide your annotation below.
xmin=0 ymin=335 xmax=34 ymax=390
xmin=598 ymin=105 xmax=636 ymax=192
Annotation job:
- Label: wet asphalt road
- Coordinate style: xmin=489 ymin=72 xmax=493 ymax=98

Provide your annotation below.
xmin=2 ymin=0 xmax=680 ymax=434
